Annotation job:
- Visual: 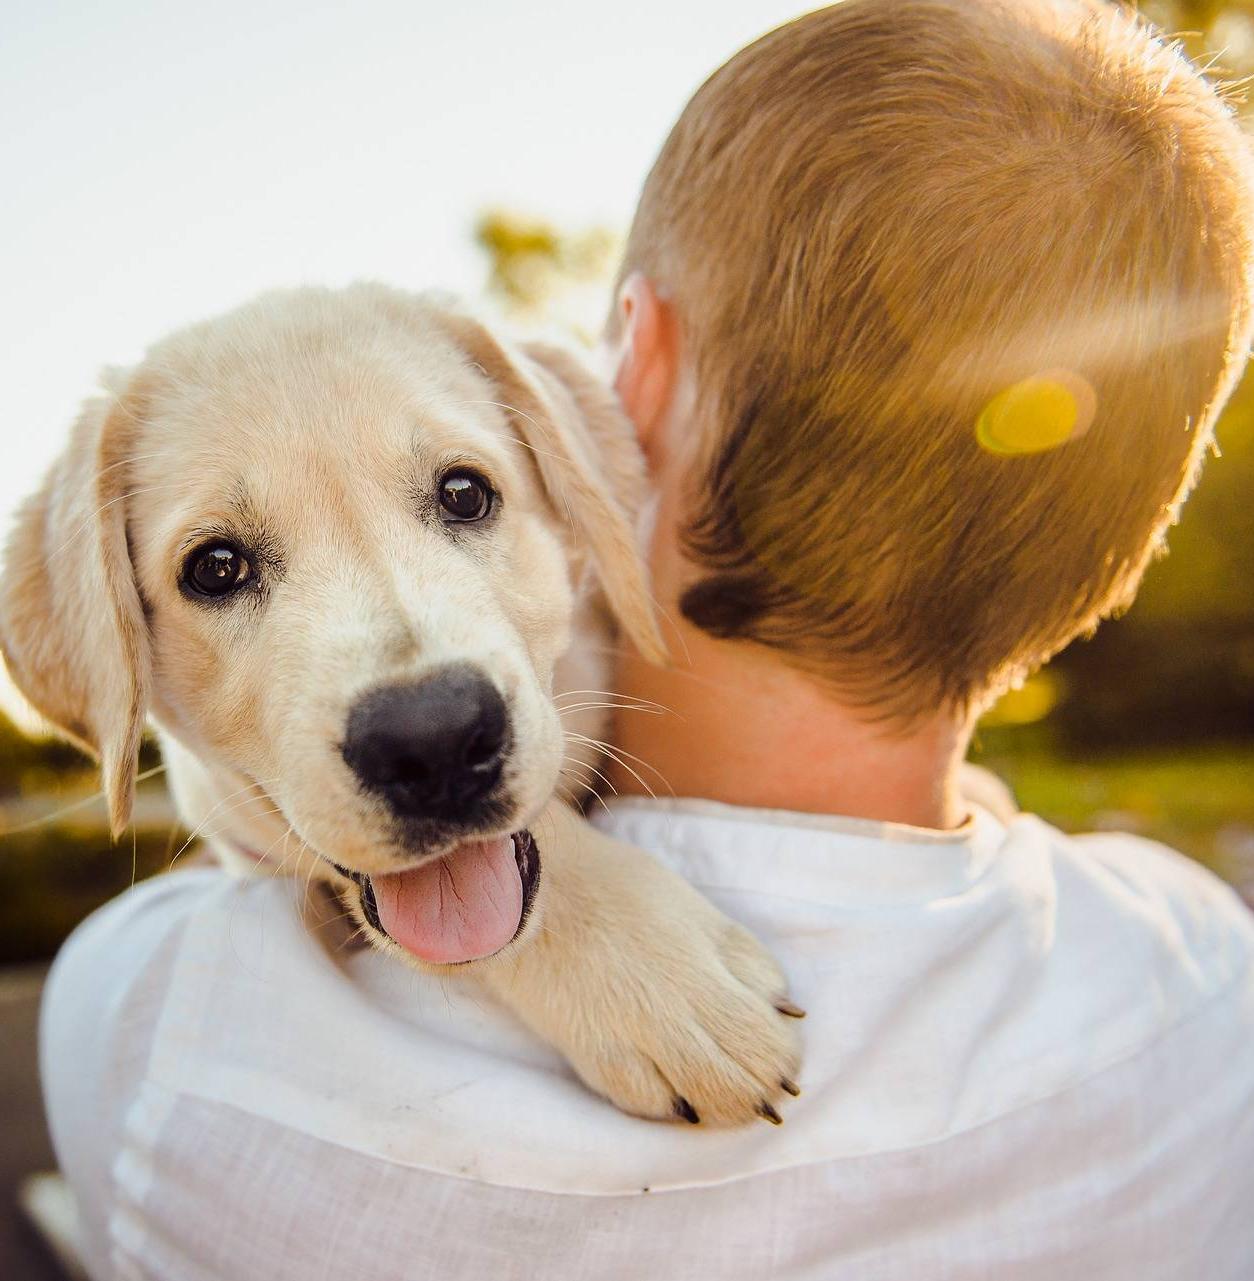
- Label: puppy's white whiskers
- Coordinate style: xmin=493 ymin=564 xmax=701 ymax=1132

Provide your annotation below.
xmin=240 ymin=821 xmax=298 ymax=883
xmin=565 ymin=733 xmax=672 ymax=800
xmin=554 ymin=688 xmax=674 ymax=716
xmin=0 ymin=763 xmax=168 ymax=837
xmin=560 ymin=752 xmax=620 ymax=799
xmin=167 ymin=781 xmax=280 ymax=867
xmin=556 ymin=701 xmax=665 ymax=718
xmin=558 ymin=767 xmax=613 ymax=817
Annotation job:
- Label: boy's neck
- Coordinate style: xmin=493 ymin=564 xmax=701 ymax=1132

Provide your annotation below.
xmin=607 ymin=623 xmax=972 ymax=830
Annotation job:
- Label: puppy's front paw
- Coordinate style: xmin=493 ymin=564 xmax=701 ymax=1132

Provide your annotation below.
xmin=479 ymin=804 xmax=804 ymax=1127
xmin=568 ymin=911 xmax=805 ymax=1128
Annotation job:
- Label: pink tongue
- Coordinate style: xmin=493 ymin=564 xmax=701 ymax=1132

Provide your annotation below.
xmin=372 ymin=836 xmax=522 ymax=964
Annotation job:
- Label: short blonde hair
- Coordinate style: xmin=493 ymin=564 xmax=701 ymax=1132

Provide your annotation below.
xmin=619 ymin=0 xmax=1254 ymax=716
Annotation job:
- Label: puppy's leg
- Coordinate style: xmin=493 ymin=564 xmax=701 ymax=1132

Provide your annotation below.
xmin=477 ymin=800 xmax=802 ymax=1127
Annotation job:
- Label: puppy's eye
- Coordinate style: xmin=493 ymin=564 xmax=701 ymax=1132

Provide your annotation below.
xmin=438 ymin=470 xmax=494 ymax=523
xmin=183 ymin=543 xmax=252 ymax=597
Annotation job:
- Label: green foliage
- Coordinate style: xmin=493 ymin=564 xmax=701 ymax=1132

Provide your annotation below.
xmin=1044 ymin=365 xmax=1254 ymax=750
xmin=1134 ymin=372 xmax=1254 ymax=625
xmin=0 ymin=819 xmax=174 ymax=965
xmin=475 ymin=209 xmax=618 ymax=333
xmin=0 ymin=713 xmax=85 ymax=796
xmin=974 ymin=739 xmax=1254 ymax=880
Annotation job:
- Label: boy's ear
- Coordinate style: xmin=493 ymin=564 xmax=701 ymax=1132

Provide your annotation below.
xmin=0 ymin=375 xmax=152 ymax=837
xmin=611 ymin=272 xmax=679 ymax=468
xmin=441 ymin=311 xmax=667 ymax=665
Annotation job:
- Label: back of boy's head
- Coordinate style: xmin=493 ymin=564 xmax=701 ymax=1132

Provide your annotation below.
xmin=618 ymin=0 xmax=1254 ymax=718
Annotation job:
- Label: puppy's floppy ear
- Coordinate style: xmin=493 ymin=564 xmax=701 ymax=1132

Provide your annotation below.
xmin=0 ymin=374 xmax=151 ymax=837
xmin=442 ymin=313 xmax=667 ymax=664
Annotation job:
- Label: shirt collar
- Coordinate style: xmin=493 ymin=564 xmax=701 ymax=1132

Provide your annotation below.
xmin=594 ymin=796 xmax=1008 ymax=907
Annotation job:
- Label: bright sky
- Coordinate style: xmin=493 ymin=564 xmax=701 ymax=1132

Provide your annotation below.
xmin=1 ymin=0 xmax=805 ymax=529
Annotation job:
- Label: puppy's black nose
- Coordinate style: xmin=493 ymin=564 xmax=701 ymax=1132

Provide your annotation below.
xmin=341 ymin=666 xmax=508 ymax=820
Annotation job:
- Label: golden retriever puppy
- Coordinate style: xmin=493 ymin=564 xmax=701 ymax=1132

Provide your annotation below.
xmin=1 ymin=284 xmax=801 ymax=1125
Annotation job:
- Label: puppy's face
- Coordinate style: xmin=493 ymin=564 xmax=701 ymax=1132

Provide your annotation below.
xmin=132 ymin=304 xmax=571 ymax=871
xmin=1 ymin=286 xmax=660 ymax=964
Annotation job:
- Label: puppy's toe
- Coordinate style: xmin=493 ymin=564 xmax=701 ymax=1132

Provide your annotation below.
xmin=719 ymin=921 xmax=789 ymax=999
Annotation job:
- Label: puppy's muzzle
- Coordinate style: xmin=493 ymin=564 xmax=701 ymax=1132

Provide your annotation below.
xmin=341 ymin=665 xmax=508 ymax=821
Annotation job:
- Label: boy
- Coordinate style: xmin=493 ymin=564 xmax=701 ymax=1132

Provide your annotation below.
xmin=41 ymin=2 xmax=1254 ymax=1277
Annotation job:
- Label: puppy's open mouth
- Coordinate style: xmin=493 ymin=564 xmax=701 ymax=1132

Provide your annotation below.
xmin=333 ymin=830 xmax=539 ymax=965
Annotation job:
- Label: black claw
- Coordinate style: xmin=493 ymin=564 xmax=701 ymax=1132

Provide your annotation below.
xmin=674 ymin=1097 xmax=700 ymax=1125
xmin=775 ymin=998 xmax=807 ymax=1019
xmin=758 ymin=1101 xmax=784 ymax=1125
xmin=780 ymin=1077 xmax=801 ymax=1097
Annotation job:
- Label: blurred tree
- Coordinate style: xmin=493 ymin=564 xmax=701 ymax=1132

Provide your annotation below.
xmin=475 ymin=209 xmax=618 ymax=340
xmin=1051 ymin=374 xmax=1254 ymax=750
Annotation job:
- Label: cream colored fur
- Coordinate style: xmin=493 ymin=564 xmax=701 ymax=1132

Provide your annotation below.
xmin=0 ymin=284 xmax=800 ymax=1126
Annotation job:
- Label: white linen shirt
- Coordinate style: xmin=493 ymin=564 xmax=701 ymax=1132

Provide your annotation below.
xmin=41 ymin=799 xmax=1254 ymax=1280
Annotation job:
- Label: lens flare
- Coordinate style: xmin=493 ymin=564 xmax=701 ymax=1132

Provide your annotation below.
xmin=976 ymin=370 xmax=1096 ymax=456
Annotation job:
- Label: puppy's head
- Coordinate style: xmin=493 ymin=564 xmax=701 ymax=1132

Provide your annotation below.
xmin=0 ymin=285 xmax=662 ymax=963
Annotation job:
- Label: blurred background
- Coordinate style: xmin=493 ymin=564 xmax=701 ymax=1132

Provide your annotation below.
xmin=1 ymin=1 xmax=1253 ymax=1268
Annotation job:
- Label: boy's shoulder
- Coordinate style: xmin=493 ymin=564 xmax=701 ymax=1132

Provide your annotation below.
xmin=1048 ymin=817 xmax=1250 ymax=926
xmin=1016 ymin=812 xmax=1254 ymax=998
